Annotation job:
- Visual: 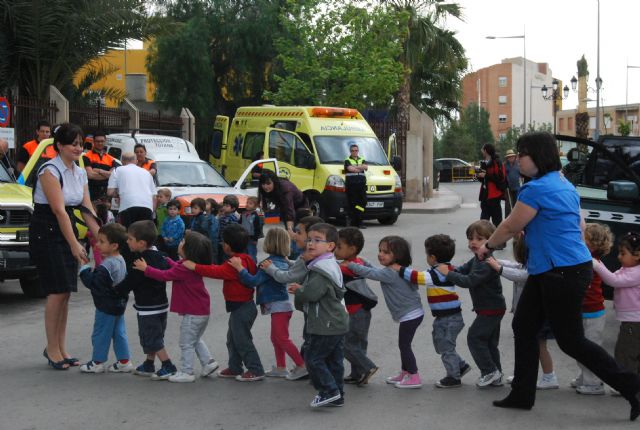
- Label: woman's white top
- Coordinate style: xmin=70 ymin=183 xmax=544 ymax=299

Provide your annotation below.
xmin=33 ymin=156 xmax=87 ymax=206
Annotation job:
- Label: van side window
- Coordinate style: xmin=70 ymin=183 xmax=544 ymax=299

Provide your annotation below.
xmin=211 ymin=130 xmax=223 ymax=159
xmin=293 ymin=137 xmax=313 ymax=168
xmin=242 ymin=132 xmax=264 ymax=160
xmin=269 ymin=130 xmax=294 ymax=163
xmin=298 ymin=132 xmax=314 ymax=153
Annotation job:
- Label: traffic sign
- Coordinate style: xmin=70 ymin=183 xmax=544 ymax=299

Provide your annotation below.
xmin=0 ymin=97 xmax=10 ymax=127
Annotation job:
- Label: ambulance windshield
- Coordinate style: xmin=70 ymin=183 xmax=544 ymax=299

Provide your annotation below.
xmin=314 ymin=136 xmax=388 ymax=165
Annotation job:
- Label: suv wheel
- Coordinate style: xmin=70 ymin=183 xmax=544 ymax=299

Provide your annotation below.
xmin=377 ymin=215 xmax=398 ymax=225
xmin=20 ymin=275 xmax=44 ymax=298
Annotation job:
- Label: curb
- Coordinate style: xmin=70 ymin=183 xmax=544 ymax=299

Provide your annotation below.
xmin=402 ymin=194 xmax=462 ymax=214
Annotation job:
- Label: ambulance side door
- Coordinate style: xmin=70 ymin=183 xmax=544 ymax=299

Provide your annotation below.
xmin=263 ymin=128 xmax=315 ymax=191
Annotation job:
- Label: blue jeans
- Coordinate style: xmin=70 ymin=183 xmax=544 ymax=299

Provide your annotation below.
xmin=432 ymin=312 xmax=467 ymax=378
xmin=246 ymin=241 xmax=258 ymax=263
xmin=305 ymin=334 xmax=345 ymax=396
xmin=344 ymin=309 xmax=376 ymax=378
xmin=92 ymin=310 xmax=130 ymax=363
xmin=227 ymin=301 xmax=264 ymax=375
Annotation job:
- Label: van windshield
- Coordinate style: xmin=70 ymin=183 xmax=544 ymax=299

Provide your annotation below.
xmin=156 ymin=161 xmax=230 ymax=187
xmin=314 ymin=136 xmax=389 ymax=165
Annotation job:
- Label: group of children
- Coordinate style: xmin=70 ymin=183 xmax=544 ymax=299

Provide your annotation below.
xmin=76 ymin=200 xmax=640 ymax=408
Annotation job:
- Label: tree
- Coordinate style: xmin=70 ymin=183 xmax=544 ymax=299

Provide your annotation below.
xmin=496 ymin=122 xmax=552 ymax=157
xmin=618 ymin=120 xmax=631 ymax=136
xmin=436 ymin=103 xmax=493 ymax=162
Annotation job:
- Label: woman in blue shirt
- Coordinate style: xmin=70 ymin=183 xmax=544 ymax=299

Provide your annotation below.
xmin=478 ymin=132 xmax=640 ymax=420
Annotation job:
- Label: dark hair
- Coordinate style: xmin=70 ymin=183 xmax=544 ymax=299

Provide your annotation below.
xmin=512 ymin=232 xmax=528 ymax=265
xmin=93 ymin=130 xmax=106 ymax=139
xmin=482 ymin=143 xmax=496 ymax=158
xmin=379 ymin=235 xmax=411 ymax=266
xmin=223 ymin=224 xmax=248 ymax=253
xmin=516 ymin=132 xmax=562 ymax=177
xmin=338 ymin=227 xmax=365 ymax=254
xmin=95 ymin=202 xmax=111 ymax=224
xmin=134 ymin=143 xmax=146 ymax=153
xmin=297 ymin=216 xmax=324 ymax=234
xmin=424 ymin=234 xmax=455 ymax=263
xmin=190 ymin=198 xmax=206 ymax=211
xmin=308 ymin=222 xmax=338 ymax=245
xmin=349 ymin=143 xmax=359 ymax=150
xmin=619 ymin=231 xmax=640 ymax=256
xmin=182 ymin=231 xmax=213 ymax=264
xmin=466 ymin=220 xmax=496 ymax=240
xmin=167 ymin=199 xmax=181 ymax=210
xmin=53 ymin=123 xmax=84 ymax=152
xmin=295 ymin=207 xmax=312 ymax=223
xmin=98 ymin=223 xmax=127 ymax=250
xmin=36 ymin=120 xmax=51 ymax=130
xmin=128 ymin=220 xmax=157 ymax=247
xmin=222 ymin=194 xmax=239 ymax=210
xmin=206 ymin=198 xmax=220 ymax=216
xmin=258 ymin=170 xmax=281 ymax=208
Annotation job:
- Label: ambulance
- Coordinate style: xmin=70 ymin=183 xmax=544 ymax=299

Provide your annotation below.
xmin=211 ymin=106 xmax=403 ymax=225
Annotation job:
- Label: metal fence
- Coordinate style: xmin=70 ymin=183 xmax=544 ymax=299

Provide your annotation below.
xmin=10 ymin=95 xmax=58 ymax=147
xmin=69 ymin=103 xmax=130 ymax=135
xmin=139 ymin=110 xmax=182 ymax=137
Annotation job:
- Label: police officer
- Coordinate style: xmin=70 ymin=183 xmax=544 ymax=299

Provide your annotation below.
xmin=344 ymin=143 xmax=368 ymax=229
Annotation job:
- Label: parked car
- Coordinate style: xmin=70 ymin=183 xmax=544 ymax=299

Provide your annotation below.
xmin=434 ymin=158 xmax=476 ymax=183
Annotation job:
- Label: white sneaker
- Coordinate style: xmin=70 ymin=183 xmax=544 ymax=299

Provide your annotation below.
xmin=570 ymin=376 xmax=582 ymax=388
xmin=169 ymin=371 xmax=196 ymax=383
xmin=201 ymin=360 xmax=220 ymax=377
xmin=266 ymin=366 xmax=289 ymax=378
xmin=80 ymin=360 xmax=105 ymax=373
xmin=476 ymin=370 xmax=502 ymax=388
xmin=536 ymin=374 xmax=559 ymax=390
xmin=506 ymin=375 xmax=514 ymax=384
xmin=576 ymin=384 xmax=605 ymax=395
xmin=491 ymin=374 xmax=504 ymax=386
xmin=108 ymin=361 xmax=133 ymax=373
xmin=286 ymin=366 xmax=309 ymax=380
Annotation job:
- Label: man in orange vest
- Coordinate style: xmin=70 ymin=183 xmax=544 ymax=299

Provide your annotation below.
xmin=83 ymin=130 xmax=117 ymax=200
xmin=16 ymin=120 xmax=54 ymax=173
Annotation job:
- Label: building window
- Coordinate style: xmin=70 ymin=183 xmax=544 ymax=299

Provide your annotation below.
xmin=559 ymin=118 xmax=565 ymax=130
xmin=498 ymin=77 xmax=508 ymax=87
xmin=498 ymin=95 xmax=507 ymax=104
xmin=498 ymin=114 xmax=508 ymax=123
xmin=498 ymin=133 xmax=507 ymax=140
xmin=568 ymin=117 xmax=574 ymax=130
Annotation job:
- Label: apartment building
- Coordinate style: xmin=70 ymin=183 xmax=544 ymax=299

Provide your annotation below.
xmin=556 ymin=104 xmax=640 ymax=138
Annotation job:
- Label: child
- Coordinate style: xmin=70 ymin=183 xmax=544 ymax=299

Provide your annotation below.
xmin=115 ymin=220 xmax=175 ymax=380
xmin=205 ymin=198 xmax=220 ymax=262
xmin=570 ymin=223 xmax=613 ymax=395
xmin=335 ymin=227 xmax=379 ymax=386
xmin=133 ymin=231 xmax=219 ymax=383
xmin=486 ymin=233 xmax=558 ymax=390
xmin=184 ymin=224 xmax=265 ymax=381
xmin=188 ymin=198 xmax=211 ymax=237
xmin=593 ymin=232 xmax=640 ymax=380
xmin=289 ymin=208 xmax=313 ymax=260
xmin=438 ymin=220 xmax=506 ymax=388
xmin=229 ymin=227 xmax=307 ymax=380
xmin=161 ymin=199 xmax=185 ymax=261
xmin=348 ymin=236 xmax=425 ymax=389
xmin=288 ymin=223 xmax=348 ymax=407
xmin=156 ymin=188 xmax=172 ymax=232
xmin=79 ymin=223 xmax=132 ymax=374
xmin=396 ymin=234 xmax=471 ymax=388
xmin=239 ymin=196 xmax=263 ymax=263
xmin=216 ymin=195 xmax=240 ymax=263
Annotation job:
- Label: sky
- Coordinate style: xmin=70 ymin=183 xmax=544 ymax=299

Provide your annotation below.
xmin=446 ymin=0 xmax=640 ymax=110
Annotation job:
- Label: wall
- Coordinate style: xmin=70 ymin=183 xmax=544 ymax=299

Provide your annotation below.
xmin=404 ymin=105 xmax=434 ymax=202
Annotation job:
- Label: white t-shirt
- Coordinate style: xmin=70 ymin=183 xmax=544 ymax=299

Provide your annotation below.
xmin=107 ymin=164 xmax=156 ymax=212
xmin=33 ymin=156 xmax=87 ymax=206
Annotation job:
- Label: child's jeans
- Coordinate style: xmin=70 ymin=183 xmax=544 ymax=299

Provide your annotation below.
xmin=180 ymin=314 xmax=214 ymax=375
xmin=344 ymin=308 xmax=376 ymax=378
xmin=227 ymin=301 xmax=264 ymax=375
xmin=271 ymin=311 xmax=304 ymax=368
xmin=305 ymin=334 xmax=345 ymax=396
xmin=433 ymin=312 xmax=467 ymax=379
xmin=399 ymin=315 xmax=423 ymax=374
xmin=467 ymin=314 xmax=503 ymax=376
xmin=577 ymin=315 xmax=606 ymax=386
xmin=247 ymin=240 xmax=258 ymax=263
xmin=92 ymin=310 xmax=130 ymax=363
xmin=615 ymin=321 xmax=640 ymax=376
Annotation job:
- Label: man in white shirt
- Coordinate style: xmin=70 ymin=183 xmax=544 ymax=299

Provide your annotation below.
xmin=107 ymin=152 xmax=157 ymax=228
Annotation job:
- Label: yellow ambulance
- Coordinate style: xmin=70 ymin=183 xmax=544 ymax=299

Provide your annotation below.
xmin=211 ymin=106 xmax=403 ymax=225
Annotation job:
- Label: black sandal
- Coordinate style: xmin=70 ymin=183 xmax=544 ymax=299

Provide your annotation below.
xmin=64 ymin=357 xmax=80 ymax=367
xmin=43 ymin=349 xmax=69 ymax=370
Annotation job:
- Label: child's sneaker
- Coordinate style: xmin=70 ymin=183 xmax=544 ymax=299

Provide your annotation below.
xmin=309 ymin=391 xmax=341 ymax=408
xmin=286 ymin=366 xmax=309 ymax=381
xmin=344 ymin=375 xmax=360 ymax=384
xmin=506 ymin=375 xmax=514 ymax=384
xmin=325 ymin=394 xmax=345 ymax=407
xmin=80 ymin=360 xmax=105 ymax=373
xmin=569 ymin=376 xmax=582 ymax=388
xmin=386 ymin=370 xmax=408 ymax=384
xmin=201 ymin=359 xmax=219 ymax=377
xmin=576 ymin=383 xmax=605 ymax=395
xmin=134 ymin=361 xmax=155 ymax=377
xmin=265 ymin=366 xmax=289 ymax=378
xmin=357 ymin=366 xmax=379 ymax=386
xmin=235 ymin=371 xmax=265 ymax=382
xmin=395 ymin=372 xmax=422 ymax=389
xmin=217 ymin=368 xmax=241 ymax=379
xmin=476 ymin=370 xmax=502 ymax=388
xmin=108 ymin=361 xmax=133 ymax=373
xmin=459 ymin=363 xmax=472 ymax=378
xmin=536 ymin=373 xmax=559 ymax=390
xmin=169 ymin=371 xmax=196 ymax=383
xmin=435 ymin=376 xmax=462 ymax=388
xmin=151 ymin=364 xmax=177 ymax=381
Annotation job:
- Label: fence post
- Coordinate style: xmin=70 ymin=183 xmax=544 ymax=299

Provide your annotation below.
xmin=49 ymin=85 xmax=68 ymax=124
xmin=121 ymin=98 xmax=139 ymax=131
xmin=180 ymin=108 xmax=195 ymax=142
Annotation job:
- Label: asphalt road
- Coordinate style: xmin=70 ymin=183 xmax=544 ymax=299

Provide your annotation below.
xmin=0 ymin=186 xmax=635 ymax=430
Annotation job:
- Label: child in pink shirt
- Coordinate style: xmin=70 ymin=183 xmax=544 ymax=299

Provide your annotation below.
xmin=133 ymin=231 xmax=219 ymax=383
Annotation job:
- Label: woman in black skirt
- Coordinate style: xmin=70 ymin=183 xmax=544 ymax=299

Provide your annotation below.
xmin=29 ymin=123 xmax=100 ymax=370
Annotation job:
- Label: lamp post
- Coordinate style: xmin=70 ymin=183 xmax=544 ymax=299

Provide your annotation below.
xmin=541 ymin=78 xmax=572 ymax=134
xmin=486 ymin=31 xmax=526 ymax=130
xmin=595 ymin=0 xmax=602 ymax=140
xmin=626 ymin=64 xmax=640 ymax=133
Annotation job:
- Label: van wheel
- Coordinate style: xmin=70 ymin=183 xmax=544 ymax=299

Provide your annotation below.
xmin=20 ymin=275 xmax=45 ymax=298
xmin=308 ymin=195 xmax=326 ymax=220
xmin=377 ymin=215 xmax=398 ymax=226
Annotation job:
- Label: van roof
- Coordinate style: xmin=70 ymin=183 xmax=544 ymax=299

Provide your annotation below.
xmin=235 ymin=106 xmax=365 ymax=120
xmin=107 ymin=133 xmax=200 ymax=161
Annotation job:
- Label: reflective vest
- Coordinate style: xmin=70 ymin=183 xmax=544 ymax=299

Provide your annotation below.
xmin=23 ymin=139 xmax=56 ymax=160
xmin=345 ymin=156 xmax=365 ymax=176
xmin=84 ymin=149 xmax=116 ymax=171
xmin=138 ymin=158 xmax=155 ymax=171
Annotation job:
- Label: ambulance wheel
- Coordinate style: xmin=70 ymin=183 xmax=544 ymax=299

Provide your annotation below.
xmin=308 ymin=195 xmax=326 ymax=220
xmin=20 ymin=275 xmax=45 ymax=298
xmin=377 ymin=215 xmax=398 ymax=226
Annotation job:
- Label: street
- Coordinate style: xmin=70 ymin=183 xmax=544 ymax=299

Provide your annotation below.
xmin=0 ymin=183 xmax=633 ymax=430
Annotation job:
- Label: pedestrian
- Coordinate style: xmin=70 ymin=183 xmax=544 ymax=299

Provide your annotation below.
xmin=438 ymin=220 xmax=506 ymax=388
xmin=258 ymin=170 xmax=309 ymax=235
xmin=239 ymin=196 xmax=263 ymax=263
xmin=133 ymin=231 xmax=220 ymax=383
xmin=134 ymin=144 xmax=157 ymax=177
xmin=107 ymin=152 xmax=156 ymax=228
xmin=188 ymin=198 xmax=210 ymax=237
xmin=216 ymin=195 xmax=239 ymax=263
xmin=477 ymin=143 xmax=506 ymax=227
xmin=228 ymin=227 xmax=308 ymax=381
xmin=155 ymin=188 xmax=171 ymax=233
xmin=288 ymin=223 xmax=348 ymax=407
xmin=83 ymin=130 xmax=117 ymax=200
xmin=344 ymin=143 xmax=368 ymax=229
xmin=29 ymin=123 xmax=101 ymax=370
xmin=78 ymin=223 xmax=132 ymax=374
xmin=161 ymin=199 xmax=185 ymax=261
xmin=504 ymin=149 xmax=520 ymax=218
xmin=205 ymin=198 xmax=220 ymax=262
xmin=336 ymin=227 xmax=379 ymax=387
xmin=478 ymin=132 xmax=640 ymax=420
xmin=16 ymin=119 xmax=54 ymax=173
xmin=347 ymin=236 xmax=425 ymax=389
xmin=396 ymin=234 xmax=472 ymax=389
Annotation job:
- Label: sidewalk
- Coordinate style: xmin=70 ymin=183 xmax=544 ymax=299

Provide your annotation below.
xmin=401 ymin=185 xmax=462 ymax=214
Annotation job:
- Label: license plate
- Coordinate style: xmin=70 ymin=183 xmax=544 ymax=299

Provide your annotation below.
xmin=366 ymin=201 xmax=384 ymax=208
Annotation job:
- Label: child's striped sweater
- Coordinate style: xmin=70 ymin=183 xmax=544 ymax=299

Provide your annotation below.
xmin=399 ymin=265 xmax=462 ymax=317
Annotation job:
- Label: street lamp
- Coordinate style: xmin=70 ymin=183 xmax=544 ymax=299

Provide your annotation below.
xmin=486 ymin=31 xmax=526 ymax=130
xmin=541 ymin=78 xmax=572 ymax=134
xmin=626 ymin=63 xmax=640 ymax=131
xmin=595 ymin=0 xmax=602 ymax=140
